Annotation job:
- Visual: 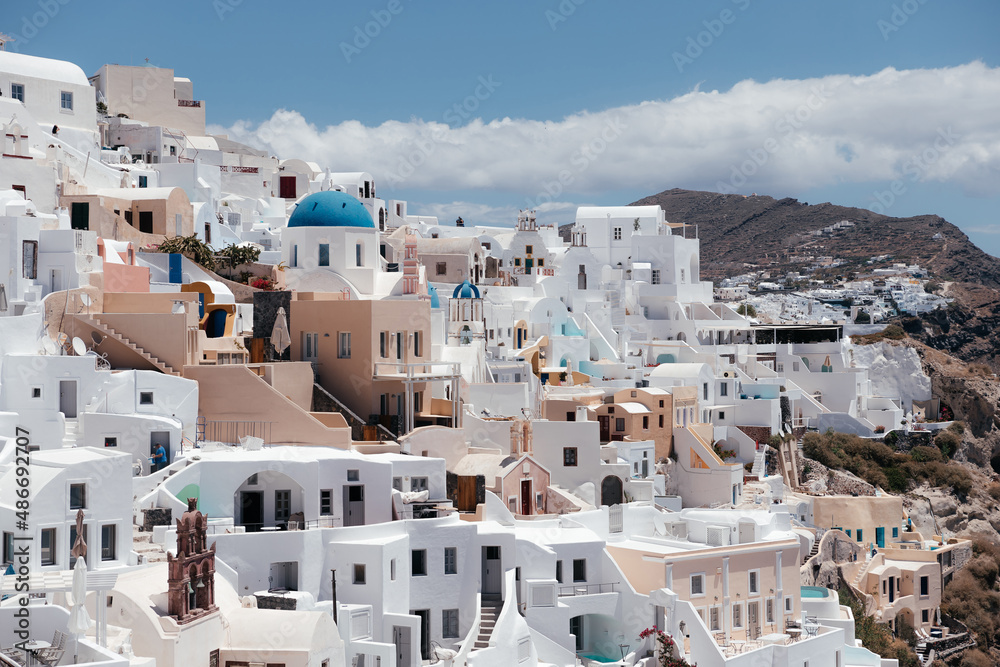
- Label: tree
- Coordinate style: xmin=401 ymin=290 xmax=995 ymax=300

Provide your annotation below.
xmin=736 ymin=304 xmax=757 ymax=317
xmin=154 ymin=234 xmax=215 ymax=270
xmin=217 ymin=243 xmax=261 ymax=276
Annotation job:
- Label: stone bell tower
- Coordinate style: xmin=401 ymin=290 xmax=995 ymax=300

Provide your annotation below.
xmin=167 ymin=498 xmax=218 ymax=624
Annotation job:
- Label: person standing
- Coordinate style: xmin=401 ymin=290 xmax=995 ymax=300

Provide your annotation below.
xmin=152 ymin=443 xmax=167 ymax=472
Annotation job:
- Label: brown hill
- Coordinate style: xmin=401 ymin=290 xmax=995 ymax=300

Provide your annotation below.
xmin=629 ymin=189 xmax=1000 ymax=287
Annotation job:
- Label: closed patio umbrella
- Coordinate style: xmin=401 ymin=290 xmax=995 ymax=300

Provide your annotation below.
xmin=69 ymin=511 xmax=92 ymax=662
xmin=271 ymin=306 xmax=291 ymax=357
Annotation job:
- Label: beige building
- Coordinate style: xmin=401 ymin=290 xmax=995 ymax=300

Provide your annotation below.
xmin=608 ymin=387 xmax=674 ymax=459
xmin=289 ymin=295 xmax=460 ymax=435
xmin=807 ymin=495 xmax=904 ymax=549
xmin=415 ymin=236 xmax=485 ymax=284
xmin=89 ymin=64 xmax=206 ymax=136
xmin=61 ymin=187 xmax=194 ymax=239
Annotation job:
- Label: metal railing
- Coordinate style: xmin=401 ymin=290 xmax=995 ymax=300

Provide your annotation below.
xmin=557 ymin=582 xmax=619 ymax=597
xmin=177 ymin=99 xmax=202 ymax=107
xmin=198 ymin=420 xmax=273 ymax=445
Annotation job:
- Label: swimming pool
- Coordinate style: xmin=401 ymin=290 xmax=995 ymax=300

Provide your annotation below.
xmin=801 ymin=586 xmax=833 ymax=599
xmin=579 ymin=653 xmax=622 ymax=664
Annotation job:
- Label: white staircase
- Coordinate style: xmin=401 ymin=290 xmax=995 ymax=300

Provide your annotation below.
xmin=132 ymin=527 xmax=168 ymax=564
xmin=751 ymin=447 xmax=767 ymax=478
xmin=471 ymin=599 xmax=500 ymax=652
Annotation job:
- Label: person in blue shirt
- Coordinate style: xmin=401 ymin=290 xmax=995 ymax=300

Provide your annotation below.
xmin=152 ymin=444 xmax=167 ymax=472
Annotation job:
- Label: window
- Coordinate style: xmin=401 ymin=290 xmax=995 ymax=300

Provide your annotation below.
xmin=411 ymin=549 xmax=427 ymax=576
xmin=396 ymin=331 xmax=404 ymax=360
xmin=642 ymin=416 xmax=649 ymax=429
xmin=892 ymin=527 xmax=899 ymax=538
xmin=442 ymin=609 xmax=459 ymax=639
xmin=720 ymin=382 xmax=728 ymax=397
xmin=613 ymin=227 xmax=622 ymax=240
xmin=718 ymin=411 xmax=725 ymax=420
xmin=411 ymin=477 xmax=428 ymax=492
xmin=104 ymin=436 xmax=117 ymax=448
xmin=392 ymin=477 xmax=402 ymax=491
xmin=525 ymin=245 xmax=533 ymax=255
xmin=572 ymin=558 xmax=586 ymax=583
xmin=390 ymin=558 xmax=396 ymax=580
xmin=138 ymin=175 xmax=148 ymax=188
xmin=11 ymin=83 xmax=24 ymax=103
xmin=32 ymin=387 xmax=41 ymax=398
xmin=380 ymin=332 xmax=388 ymax=358
xmin=70 ymin=483 xmax=87 ymax=509
xmin=703 ymin=383 xmax=709 ymax=401
xmin=921 ymin=609 xmax=929 ymax=623
xmin=785 ymin=596 xmax=793 ymax=612
xmin=353 ymin=564 xmax=366 ymax=584
xmin=920 ymin=576 xmax=929 ymax=597
xmin=338 ymin=332 xmax=351 ymax=359
xmin=556 ymin=560 xmax=563 ymax=583
xmin=732 ymin=603 xmax=743 ymax=628
xmin=615 ymin=418 xmax=625 ymax=431
xmin=538 ymin=258 xmax=544 ymax=267
xmin=101 ymin=524 xmax=116 ymax=561
xmin=709 ymin=606 xmax=720 ymax=631
xmin=749 ymin=570 xmax=759 ymax=594
xmin=41 ymin=528 xmax=55 ymax=566
xmin=856 ymin=529 xmax=863 ymax=542
xmin=248 ymin=473 xmax=258 ymax=485
xmin=436 ymin=262 xmax=447 ymax=275
xmin=320 ymin=490 xmax=333 ymax=515
xmin=2 ymin=532 xmax=13 ymax=564
xmin=413 ymin=331 xmax=422 ymax=357
xmin=514 ymin=258 xmax=521 ymax=267
xmin=347 ymin=469 xmax=360 ymax=482
xmin=659 ymin=414 xmax=664 ymax=428
xmin=292 ymin=245 xmax=298 ymax=267
xmin=139 ymin=392 xmax=153 ymax=405
xmin=690 ymin=573 xmax=705 ymax=596
xmin=62 ymin=91 xmax=75 ymax=109
xmin=274 ymin=490 xmax=290 ymax=522
xmin=563 ymin=447 xmax=578 ymax=467
xmin=22 ymin=240 xmax=37 ymax=279
xmin=318 ymin=243 xmax=330 ymax=267
xmin=651 ymin=269 xmax=660 ymax=285
xmin=444 ymin=547 xmax=457 ymax=574
xmin=765 ymin=598 xmax=774 ymax=623
xmin=356 ymin=242 xmax=363 ymax=266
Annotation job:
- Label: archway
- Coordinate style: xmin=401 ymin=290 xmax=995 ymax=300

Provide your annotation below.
xmin=205 ymin=309 xmax=227 ymax=338
xmin=656 ymin=353 xmax=675 ymax=364
xmin=600 ymin=475 xmax=623 ymax=506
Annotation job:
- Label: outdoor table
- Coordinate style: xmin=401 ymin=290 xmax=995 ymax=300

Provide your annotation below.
xmin=759 ymin=633 xmax=789 ymax=645
xmin=23 ymin=640 xmax=50 ymax=667
xmin=786 ymin=628 xmax=803 ymax=641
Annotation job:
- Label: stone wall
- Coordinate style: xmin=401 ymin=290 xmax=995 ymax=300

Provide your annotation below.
xmin=142 ymin=507 xmax=172 ymax=532
xmin=736 ymin=425 xmax=772 ymax=444
xmin=254 ymin=593 xmax=297 ymax=610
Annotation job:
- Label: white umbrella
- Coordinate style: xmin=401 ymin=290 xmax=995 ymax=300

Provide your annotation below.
xmin=68 ymin=555 xmax=91 ymax=661
xmin=270 ymin=306 xmax=291 ymax=356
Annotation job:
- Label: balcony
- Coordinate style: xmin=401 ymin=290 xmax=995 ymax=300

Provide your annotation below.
xmin=558 ymin=582 xmax=619 ymax=597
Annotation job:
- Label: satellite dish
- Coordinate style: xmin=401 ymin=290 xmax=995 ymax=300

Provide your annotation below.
xmin=79 ymin=293 xmax=92 ymax=306
xmin=41 ymin=337 xmax=57 ymax=355
xmin=72 ymin=337 xmax=86 ymax=356
xmin=91 ymin=331 xmax=104 ymax=346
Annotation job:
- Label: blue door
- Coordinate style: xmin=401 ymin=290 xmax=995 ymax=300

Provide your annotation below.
xmin=206 ymin=309 xmax=227 ymax=338
xmin=876 ymin=527 xmax=885 ymax=549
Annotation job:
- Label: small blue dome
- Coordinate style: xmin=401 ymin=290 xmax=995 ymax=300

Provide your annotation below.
xmin=452 ymin=280 xmax=480 ymax=299
xmin=428 ymin=285 xmax=441 ymax=309
xmin=288 ymin=191 xmax=374 ymax=229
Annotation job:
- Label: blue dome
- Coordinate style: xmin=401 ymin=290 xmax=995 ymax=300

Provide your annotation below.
xmin=452 ymin=280 xmax=480 ymax=299
xmin=288 ymin=191 xmax=375 ymax=229
xmin=428 ymin=285 xmax=441 ymax=309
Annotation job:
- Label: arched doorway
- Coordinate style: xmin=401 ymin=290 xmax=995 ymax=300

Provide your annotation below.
xmin=205 ymin=309 xmax=227 ymax=338
xmin=656 ymin=353 xmax=675 ymax=364
xmin=601 ymin=476 xmax=623 ymax=506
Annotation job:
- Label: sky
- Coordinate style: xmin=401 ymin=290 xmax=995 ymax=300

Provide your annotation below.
xmin=7 ymin=0 xmax=1000 ymax=255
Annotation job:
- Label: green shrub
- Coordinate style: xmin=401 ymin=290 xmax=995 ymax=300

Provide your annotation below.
xmin=934 ymin=430 xmax=960 ymax=458
xmin=910 ymin=446 xmax=943 ymax=463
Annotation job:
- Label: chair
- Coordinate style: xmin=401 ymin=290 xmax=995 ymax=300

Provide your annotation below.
xmin=0 ymin=648 xmax=25 ymax=667
xmin=35 ymin=632 xmax=66 ymax=666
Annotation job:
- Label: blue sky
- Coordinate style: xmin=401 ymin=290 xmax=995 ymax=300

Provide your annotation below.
xmin=8 ymin=0 xmax=1000 ymax=255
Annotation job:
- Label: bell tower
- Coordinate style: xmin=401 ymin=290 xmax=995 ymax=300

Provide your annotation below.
xmin=167 ymin=498 xmax=218 ymax=624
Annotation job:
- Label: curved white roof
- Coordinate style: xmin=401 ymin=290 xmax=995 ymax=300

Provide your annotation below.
xmin=0 ymin=51 xmax=90 ymax=87
xmin=648 ymin=362 xmax=709 ymax=379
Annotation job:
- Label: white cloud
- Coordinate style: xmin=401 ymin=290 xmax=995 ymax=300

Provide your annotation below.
xmin=210 ymin=61 xmax=1000 ymax=202
xmin=407 ymin=200 xmax=581 ymax=227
